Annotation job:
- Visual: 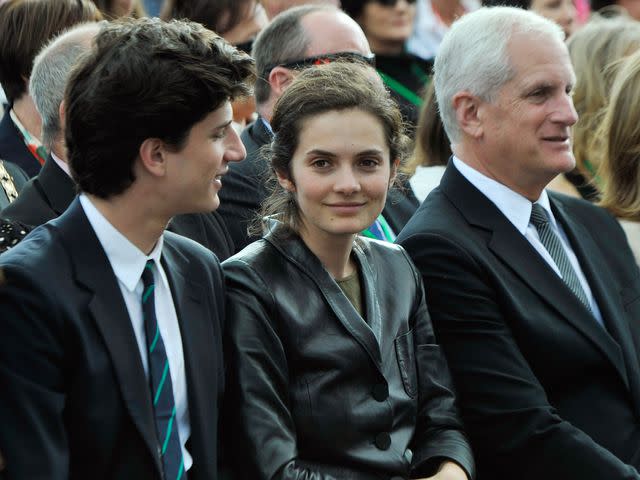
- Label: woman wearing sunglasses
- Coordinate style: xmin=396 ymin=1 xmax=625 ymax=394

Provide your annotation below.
xmin=341 ymin=0 xmax=434 ymax=127
xmin=222 ymin=62 xmax=474 ymax=480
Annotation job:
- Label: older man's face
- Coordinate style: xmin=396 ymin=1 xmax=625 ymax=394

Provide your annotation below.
xmin=479 ymin=31 xmax=577 ymax=198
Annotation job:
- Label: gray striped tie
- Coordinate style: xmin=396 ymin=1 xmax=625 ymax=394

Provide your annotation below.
xmin=530 ymin=203 xmax=591 ymax=311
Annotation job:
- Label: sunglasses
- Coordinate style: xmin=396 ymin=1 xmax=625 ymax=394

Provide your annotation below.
xmin=262 ymin=52 xmax=376 ymax=78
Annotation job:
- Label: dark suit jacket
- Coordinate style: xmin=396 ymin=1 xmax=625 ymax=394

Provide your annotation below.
xmin=0 ymin=155 xmax=236 ymax=260
xmin=223 ymin=224 xmax=474 ymax=480
xmin=0 ymin=198 xmax=225 ymax=479
xmin=397 ymin=164 xmax=640 ymax=480
xmin=0 ymin=160 xmax=29 ymax=210
xmin=0 ymin=109 xmax=41 ymax=178
xmin=219 ymin=118 xmax=420 ymax=252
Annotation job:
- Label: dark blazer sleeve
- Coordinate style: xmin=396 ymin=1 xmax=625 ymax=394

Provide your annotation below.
xmin=400 ymin=231 xmax=640 ymax=480
xmin=405 ymin=251 xmax=474 ymax=479
xmin=0 ymin=264 xmax=70 ymax=479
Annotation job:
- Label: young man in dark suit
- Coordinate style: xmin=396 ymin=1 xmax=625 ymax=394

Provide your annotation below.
xmin=1 ymin=21 xmax=237 ymax=260
xmin=0 ymin=17 xmax=254 ymax=480
xmin=397 ymin=6 xmax=640 ymax=480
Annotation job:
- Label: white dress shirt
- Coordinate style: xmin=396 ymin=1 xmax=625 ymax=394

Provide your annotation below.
xmin=79 ymin=194 xmax=193 ymax=470
xmin=453 ymin=157 xmax=603 ymax=325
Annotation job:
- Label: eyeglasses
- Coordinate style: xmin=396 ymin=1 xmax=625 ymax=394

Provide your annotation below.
xmin=262 ymin=52 xmax=376 ymax=78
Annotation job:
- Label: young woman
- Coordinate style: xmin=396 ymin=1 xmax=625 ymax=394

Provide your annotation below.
xmin=222 ymin=62 xmax=473 ymax=480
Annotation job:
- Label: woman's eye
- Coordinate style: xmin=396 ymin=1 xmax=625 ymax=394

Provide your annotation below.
xmin=312 ymin=159 xmax=330 ymax=168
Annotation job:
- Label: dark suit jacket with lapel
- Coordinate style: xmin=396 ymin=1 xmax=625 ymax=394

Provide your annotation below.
xmin=218 ymin=118 xmax=420 ymax=253
xmin=0 ymin=198 xmax=225 ymax=480
xmin=0 ymin=155 xmax=236 ymax=260
xmin=397 ymin=164 xmax=640 ymax=480
xmin=0 ymin=109 xmax=41 ymax=178
xmin=222 ymin=224 xmax=474 ymax=480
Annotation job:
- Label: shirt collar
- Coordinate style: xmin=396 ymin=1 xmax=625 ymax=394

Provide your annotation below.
xmin=79 ymin=194 xmax=164 ymax=292
xmin=452 ymin=156 xmax=556 ymax=234
xmin=51 ymin=152 xmax=71 ymax=177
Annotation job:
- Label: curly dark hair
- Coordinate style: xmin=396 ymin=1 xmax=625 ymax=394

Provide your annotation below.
xmin=65 ymin=17 xmax=255 ymax=198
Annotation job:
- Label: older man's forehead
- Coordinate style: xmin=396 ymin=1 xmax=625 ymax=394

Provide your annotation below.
xmin=302 ymin=10 xmax=371 ymax=57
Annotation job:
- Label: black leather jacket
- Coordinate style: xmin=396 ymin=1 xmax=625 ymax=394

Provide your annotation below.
xmin=222 ymin=225 xmax=474 ymax=480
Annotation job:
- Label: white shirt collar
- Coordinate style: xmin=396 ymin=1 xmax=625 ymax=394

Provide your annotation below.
xmin=51 ymin=152 xmax=71 ymax=177
xmin=79 ymin=194 xmax=164 ymax=292
xmin=452 ymin=156 xmax=557 ymax=234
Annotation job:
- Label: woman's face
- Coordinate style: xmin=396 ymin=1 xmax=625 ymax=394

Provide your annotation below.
xmin=278 ymin=108 xmax=396 ymax=243
xmin=530 ymin=0 xmax=576 ymax=38
xmin=222 ymin=0 xmax=268 ymax=46
xmin=358 ymin=0 xmax=416 ymax=53
xmin=618 ymin=0 xmax=640 ymax=20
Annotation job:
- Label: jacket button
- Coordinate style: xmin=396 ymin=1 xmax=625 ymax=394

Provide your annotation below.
xmin=372 ymin=383 xmax=388 ymax=401
xmin=375 ymin=432 xmax=391 ymax=450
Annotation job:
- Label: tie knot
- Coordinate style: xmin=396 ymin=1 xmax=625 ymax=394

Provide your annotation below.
xmin=530 ymin=203 xmax=549 ymax=228
xmin=141 ymin=259 xmax=155 ymax=288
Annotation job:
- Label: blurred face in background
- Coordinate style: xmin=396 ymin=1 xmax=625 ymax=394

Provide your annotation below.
xmin=222 ymin=0 xmax=268 ymax=46
xmin=530 ymin=0 xmax=577 ymax=38
xmin=357 ymin=0 xmax=416 ymax=54
xmin=261 ymin=0 xmax=340 ymax=19
xmin=618 ymin=0 xmax=640 ymax=20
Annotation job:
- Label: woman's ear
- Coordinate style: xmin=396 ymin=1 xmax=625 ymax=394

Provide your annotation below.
xmin=389 ymin=158 xmax=400 ymax=187
xmin=276 ymin=169 xmax=296 ymax=192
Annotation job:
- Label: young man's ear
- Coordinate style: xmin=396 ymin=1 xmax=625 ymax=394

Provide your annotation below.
xmin=138 ymin=138 xmax=169 ymax=177
xmin=452 ymin=91 xmax=484 ymax=139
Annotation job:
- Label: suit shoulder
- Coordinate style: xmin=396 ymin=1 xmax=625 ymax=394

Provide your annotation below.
xmin=164 ymin=230 xmax=221 ymax=266
xmin=550 ymin=191 xmax=619 ymax=227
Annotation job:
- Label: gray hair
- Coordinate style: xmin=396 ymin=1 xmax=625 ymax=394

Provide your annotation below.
xmin=252 ymin=4 xmax=335 ymax=105
xmin=29 ymin=22 xmax=101 ymax=149
xmin=433 ymin=6 xmax=565 ymax=144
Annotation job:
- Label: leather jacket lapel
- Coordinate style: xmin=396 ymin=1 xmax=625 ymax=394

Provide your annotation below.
xmin=266 ymin=228 xmax=384 ymax=374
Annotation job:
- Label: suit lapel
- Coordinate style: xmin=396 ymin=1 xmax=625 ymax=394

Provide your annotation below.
xmin=56 ymin=199 xmax=161 ymax=474
xmin=553 ymin=199 xmax=640 ymax=397
xmin=266 ymin=229 xmax=384 ymax=375
xmin=441 ymin=165 xmax=629 ymax=385
xmin=37 ymin=156 xmax=76 ymax=215
xmin=161 ymin=239 xmax=219 ymax=471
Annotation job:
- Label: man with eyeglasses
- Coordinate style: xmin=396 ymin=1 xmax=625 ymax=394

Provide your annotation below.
xmin=218 ymin=3 xmax=420 ymax=252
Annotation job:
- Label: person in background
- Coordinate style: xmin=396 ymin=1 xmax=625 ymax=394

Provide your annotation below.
xmin=341 ymin=0 xmax=433 ymax=126
xmin=565 ymin=11 xmax=640 ymax=199
xmin=406 ymin=0 xmax=480 ymax=61
xmin=596 ymin=49 xmax=640 ymax=264
xmin=591 ymin=0 xmax=640 ymax=19
xmin=0 ymin=0 xmax=102 ymax=177
xmin=223 ymin=60 xmax=474 ymax=480
xmin=91 ymin=0 xmax=146 ymax=18
xmin=0 ymin=17 xmax=254 ymax=479
xmin=483 ymin=0 xmax=577 ymax=38
xmin=404 ymin=82 xmax=450 ymax=202
xmin=261 ymin=0 xmax=339 ymax=17
xmin=161 ymin=0 xmax=268 ymax=126
xmin=398 ymin=6 xmax=640 ymax=479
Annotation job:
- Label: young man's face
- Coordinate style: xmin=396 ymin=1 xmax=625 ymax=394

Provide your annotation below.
xmin=164 ymin=101 xmax=246 ymax=215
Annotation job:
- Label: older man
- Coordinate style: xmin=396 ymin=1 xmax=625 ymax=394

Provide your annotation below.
xmin=218 ymin=4 xmax=419 ymax=251
xmin=0 ymin=18 xmax=253 ymax=479
xmin=397 ymin=7 xmax=640 ymax=480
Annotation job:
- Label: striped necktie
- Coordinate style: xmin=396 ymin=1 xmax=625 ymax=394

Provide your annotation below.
xmin=141 ymin=260 xmax=186 ymax=480
xmin=530 ymin=203 xmax=591 ymax=312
